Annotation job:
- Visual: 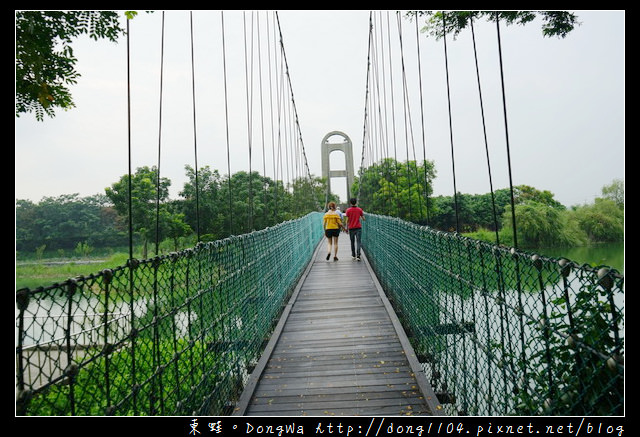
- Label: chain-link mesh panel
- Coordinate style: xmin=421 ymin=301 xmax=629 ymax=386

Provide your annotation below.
xmin=16 ymin=212 xmax=323 ymax=416
xmin=362 ymin=214 xmax=624 ymax=416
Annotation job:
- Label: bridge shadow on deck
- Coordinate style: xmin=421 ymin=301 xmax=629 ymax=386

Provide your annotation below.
xmin=234 ymin=235 xmax=443 ymax=416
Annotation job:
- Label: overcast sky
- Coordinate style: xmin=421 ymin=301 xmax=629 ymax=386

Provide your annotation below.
xmin=15 ymin=10 xmax=625 ymax=208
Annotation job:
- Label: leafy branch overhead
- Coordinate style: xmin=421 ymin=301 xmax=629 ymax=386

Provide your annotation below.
xmin=406 ymin=11 xmax=580 ymax=40
xmin=15 ymin=11 xmax=137 ymax=121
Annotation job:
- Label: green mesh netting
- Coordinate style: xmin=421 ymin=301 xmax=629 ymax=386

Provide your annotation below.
xmin=16 ymin=212 xmax=323 ymax=416
xmin=362 ymin=214 xmax=624 ymax=416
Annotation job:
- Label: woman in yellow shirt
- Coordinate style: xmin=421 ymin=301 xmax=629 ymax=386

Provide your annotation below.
xmin=323 ymin=201 xmax=345 ymax=261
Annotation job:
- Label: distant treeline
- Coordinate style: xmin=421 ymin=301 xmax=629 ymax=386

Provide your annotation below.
xmin=353 ymin=158 xmax=624 ymax=248
xmin=16 ymin=160 xmax=624 ymax=258
xmin=16 ymin=165 xmax=331 ymax=259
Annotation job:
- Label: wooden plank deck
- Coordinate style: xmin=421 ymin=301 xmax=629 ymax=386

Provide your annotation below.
xmin=234 ymin=236 xmax=443 ymax=416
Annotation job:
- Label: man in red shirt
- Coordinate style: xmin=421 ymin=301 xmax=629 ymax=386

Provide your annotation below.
xmin=345 ymin=197 xmax=365 ymax=261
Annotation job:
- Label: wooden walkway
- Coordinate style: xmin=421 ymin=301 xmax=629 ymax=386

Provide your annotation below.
xmin=234 ymin=237 xmax=443 ymax=416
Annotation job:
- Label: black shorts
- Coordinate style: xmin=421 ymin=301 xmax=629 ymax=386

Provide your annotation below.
xmin=325 ymin=229 xmax=340 ymax=238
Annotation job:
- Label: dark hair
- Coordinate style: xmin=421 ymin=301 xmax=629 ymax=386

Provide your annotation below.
xmin=349 ymin=198 xmax=357 ymax=205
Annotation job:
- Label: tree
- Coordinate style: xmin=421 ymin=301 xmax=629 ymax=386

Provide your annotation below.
xmin=353 ymin=158 xmax=436 ymax=222
xmin=15 ymin=11 xmax=135 ymax=121
xmin=105 ymin=166 xmax=182 ymax=258
xmin=500 ymin=202 xmax=586 ymax=248
xmin=601 ymin=179 xmax=624 ymax=210
xmin=572 ymin=198 xmax=624 ymax=243
xmin=217 ymin=170 xmax=295 ymax=236
xmin=158 ymin=206 xmax=193 ymax=251
xmin=15 ymin=193 xmax=122 ymax=253
xmin=289 ymin=175 xmax=325 ymax=215
xmin=407 ymin=11 xmax=580 ymax=40
xmin=513 ymin=185 xmax=565 ymax=209
xmin=179 ymin=165 xmax=225 ymax=241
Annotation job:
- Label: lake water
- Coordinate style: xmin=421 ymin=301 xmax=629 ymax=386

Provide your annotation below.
xmin=534 ymin=242 xmax=624 ymax=274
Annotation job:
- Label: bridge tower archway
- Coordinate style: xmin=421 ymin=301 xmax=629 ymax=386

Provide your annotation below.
xmin=321 ymin=131 xmax=354 ymax=205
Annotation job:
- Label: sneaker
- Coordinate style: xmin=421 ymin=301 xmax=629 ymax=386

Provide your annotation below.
xmin=357 ymin=257 xmax=361 ymax=262
xmin=334 ymin=257 xmax=338 ymax=262
xmin=326 ymin=253 xmax=330 ymax=260
xmin=352 ymin=256 xmax=356 ymax=261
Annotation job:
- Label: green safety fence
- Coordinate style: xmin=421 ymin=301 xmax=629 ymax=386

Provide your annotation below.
xmin=15 ymin=212 xmax=323 ymax=416
xmin=362 ymin=214 xmax=624 ymax=416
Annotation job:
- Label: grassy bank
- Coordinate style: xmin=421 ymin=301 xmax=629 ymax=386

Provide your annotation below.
xmin=16 ymin=252 xmax=131 ymax=291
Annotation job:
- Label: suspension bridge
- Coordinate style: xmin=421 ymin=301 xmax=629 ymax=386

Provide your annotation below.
xmin=15 ymin=11 xmax=623 ymax=417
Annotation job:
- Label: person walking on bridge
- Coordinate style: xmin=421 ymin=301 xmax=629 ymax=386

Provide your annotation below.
xmin=345 ymin=198 xmax=365 ymax=261
xmin=323 ymin=201 xmax=345 ymax=261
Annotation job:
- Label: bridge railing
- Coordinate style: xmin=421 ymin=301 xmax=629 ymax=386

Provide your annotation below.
xmin=15 ymin=212 xmax=323 ymax=416
xmin=362 ymin=214 xmax=624 ymax=416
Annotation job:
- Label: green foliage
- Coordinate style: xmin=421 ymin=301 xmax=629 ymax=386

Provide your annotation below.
xmin=19 ymin=213 xmax=324 ymax=415
xmin=353 ymin=158 xmax=436 ymax=222
xmin=16 ymin=194 xmax=124 ymax=253
xmin=362 ymin=213 xmax=623 ymax=415
xmin=35 ymin=244 xmax=47 ymax=260
xmin=354 ymin=156 xmax=622 ymax=250
xmin=407 ymin=11 xmax=580 ymax=40
xmin=16 ymin=252 xmax=127 ymax=290
xmin=514 ymin=185 xmax=565 ymax=209
xmin=515 ymin=277 xmax=623 ymax=415
xmin=105 ymin=166 xmax=186 ymax=258
xmin=179 ymin=165 xmax=325 ymax=239
xmin=494 ymin=183 xmax=624 ymax=249
xmin=15 ymin=11 xmax=128 ymax=121
xmin=27 ymin=338 xmax=213 ymax=415
xmin=427 ymin=185 xmax=563 ymax=234
xmin=74 ymin=241 xmax=94 ymax=257
xmin=16 ymin=165 xmax=329 ymax=268
xmin=500 ymin=202 xmax=588 ymax=248
xmin=572 ymin=198 xmax=624 ymax=243
xmin=600 ymin=179 xmax=624 ymax=210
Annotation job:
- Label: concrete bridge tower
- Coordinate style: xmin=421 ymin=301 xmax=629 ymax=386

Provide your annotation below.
xmin=321 ymin=131 xmax=354 ymax=204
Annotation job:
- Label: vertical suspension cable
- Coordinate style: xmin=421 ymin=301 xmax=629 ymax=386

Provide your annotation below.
xmin=221 ymin=11 xmax=233 ymax=236
xmin=494 ymin=14 xmax=525 ymax=400
xmin=151 ymin=12 xmax=165 ymax=408
xmin=396 ymin=12 xmax=413 ymax=221
xmin=442 ymin=12 xmax=460 ymax=233
xmin=257 ymin=12 xmax=268 ymax=226
xmin=470 ymin=15 xmax=500 ymax=245
xmin=124 ymin=15 xmax=138 ymax=414
xmin=414 ymin=15 xmax=431 ymax=225
xmin=266 ymin=12 xmax=278 ymax=222
xmin=243 ymin=11 xmax=254 ymax=232
xmin=274 ymin=44 xmax=284 ymax=213
xmin=154 ymin=12 xmax=165 ymax=256
xmin=398 ymin=13 xmax=426 ymax=224
xmin=385 ymin=11 xmax=400 ymax=217
xmin=495 ymin=12 xmax=518 ymax=248
xmin=126 ymin=18 xmax=133 ymax=261
xmin=376 ymin=11 xmax=392 ymax=216
xmin=189 ymin=12 xmax=201 ymax=243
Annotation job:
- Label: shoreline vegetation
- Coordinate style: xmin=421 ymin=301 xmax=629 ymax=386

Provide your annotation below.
xmin=15 ymin=165 xmax=624 ymax=291
xmin=15 ymin=238 xmax=624 ymax=292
